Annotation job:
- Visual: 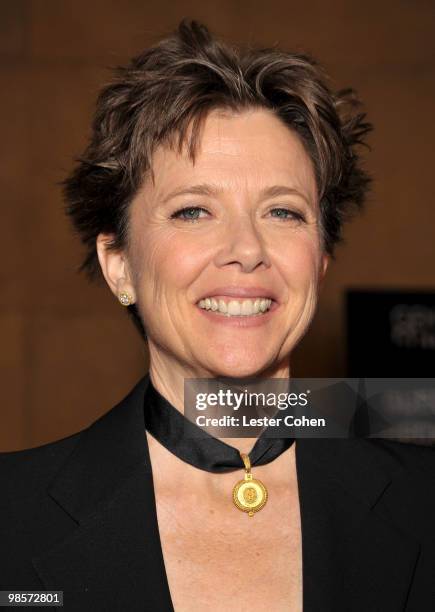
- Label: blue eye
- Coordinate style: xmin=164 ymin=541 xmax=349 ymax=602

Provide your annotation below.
xmin=270 ymin=208 xmax=305 ymax=222
xmin=171 ymin=206 xmax=208 ymax=221
xmin=170 ymin=206 xmax=306 ymax=223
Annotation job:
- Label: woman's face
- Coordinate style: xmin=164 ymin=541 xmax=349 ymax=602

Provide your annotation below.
xmin=124 ymin=108 xmax=328 ymax=378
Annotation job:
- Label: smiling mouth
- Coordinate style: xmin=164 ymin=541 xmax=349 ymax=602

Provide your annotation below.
xmin=197 ymin=297 xmax=274 ymax=317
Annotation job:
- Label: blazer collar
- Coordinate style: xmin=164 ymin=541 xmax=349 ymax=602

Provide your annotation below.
xmin=32 ymin=374 xmax=420 ymax=611
xmin=45 ymin=374 xmax=153 ymax=524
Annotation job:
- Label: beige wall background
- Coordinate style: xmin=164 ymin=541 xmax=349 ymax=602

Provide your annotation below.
xmin=2 ymin=0 xmax=434 ymax=451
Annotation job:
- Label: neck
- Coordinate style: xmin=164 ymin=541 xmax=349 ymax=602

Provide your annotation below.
xmin=148 ymin=348 xmax=291 ymax=456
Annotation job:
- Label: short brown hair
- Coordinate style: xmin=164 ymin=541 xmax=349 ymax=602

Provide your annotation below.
xmin=63 ymin=18 xmax=372 ymax=339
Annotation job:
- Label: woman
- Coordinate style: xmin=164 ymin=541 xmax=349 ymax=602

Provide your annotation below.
xmin=1 ymin=19 xmax=435 ymax=612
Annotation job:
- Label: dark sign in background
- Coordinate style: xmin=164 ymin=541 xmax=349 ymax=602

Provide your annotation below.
xmin=346 ymin=290 xmax=435 ymax=377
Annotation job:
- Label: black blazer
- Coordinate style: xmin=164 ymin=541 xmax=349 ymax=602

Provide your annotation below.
xmin=1 ymin=374 xmax=435 ymax=611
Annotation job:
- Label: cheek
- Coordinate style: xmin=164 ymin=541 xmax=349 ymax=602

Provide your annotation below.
xmin=274 ymin=233 xmax=322 ymax=290
xmin=135 ymin=227 xmax=209 ymax=296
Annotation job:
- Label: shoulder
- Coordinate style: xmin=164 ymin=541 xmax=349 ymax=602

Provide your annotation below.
xmin=299 ymin=436 xmax=435 ymax=480
xmin=367 ymin=439 xmax=435 ymax=539
xmin=0 ymin=433 xmax=84 ymax=581
xmin=298 ymin=436 xmax=435 ymax=525
xmin=369 ymin=438 xmax=435 ymax=478
xmin=0 ymin=432 xmax=82 ymax=499
xmin=354 ymin=437 xmax=435 ymax=499
xmin=0 ymin=374 xmax=149 ymax=506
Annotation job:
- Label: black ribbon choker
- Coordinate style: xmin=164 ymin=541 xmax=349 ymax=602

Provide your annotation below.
xmin=143 ymin=374 xmax=295 ymax=474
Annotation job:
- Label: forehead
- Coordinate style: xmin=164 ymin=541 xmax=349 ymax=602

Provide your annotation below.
xmin=144 ymin=108 xmax=317 ymax=203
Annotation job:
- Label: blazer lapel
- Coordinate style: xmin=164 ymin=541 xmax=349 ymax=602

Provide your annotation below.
xmin=296 ymin=438 xmax=421 ymax=612
xmin=31 ymin=374 xmax=174 ymax=611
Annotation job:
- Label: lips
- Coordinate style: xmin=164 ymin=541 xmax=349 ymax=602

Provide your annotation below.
xmin=196 ymin=286 xmax=279 ymax=303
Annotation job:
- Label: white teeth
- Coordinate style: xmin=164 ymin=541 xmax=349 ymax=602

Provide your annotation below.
xmin=227 ymin=300 xmax=241 ymax=316
xmin=241 ymin=300 xmax=254 ymax=315
xmin=218 ymin=299 xmax=228 ymax=313
xmin=259 ymin=300 xmax=268 ymax=312
xmin=197 ymin=297 xmax=273 ymax=316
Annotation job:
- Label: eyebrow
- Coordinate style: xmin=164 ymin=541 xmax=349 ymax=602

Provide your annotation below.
xmin=260 ymin=185 xmax=311 ymax=204
xmin=162 ymin=183 xmax=218 ymax=203
xmin=162 ymin=183 xmax=311 ymax=206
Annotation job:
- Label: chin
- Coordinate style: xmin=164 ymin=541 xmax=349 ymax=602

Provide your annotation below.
xmin=204 ymin=355 xmax=275 ymax=380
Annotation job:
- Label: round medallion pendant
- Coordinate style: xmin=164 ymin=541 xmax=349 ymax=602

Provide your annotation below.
xmin=232 ymin=475 xmax=268 ymax=517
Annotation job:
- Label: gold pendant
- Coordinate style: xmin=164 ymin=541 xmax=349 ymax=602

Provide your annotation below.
xmin=232 ymin=452 xmax=268 ymax=517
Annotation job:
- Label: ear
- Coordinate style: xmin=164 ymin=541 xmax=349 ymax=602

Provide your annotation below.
xmin=318 ymin=253 xmax=329 ymax=291
xmin=96 ymin=233 xmax=136 ymax=303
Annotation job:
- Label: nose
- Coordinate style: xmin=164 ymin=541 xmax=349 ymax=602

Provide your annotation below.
xmin=214 ymin=213 xmax=271 ymax=273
